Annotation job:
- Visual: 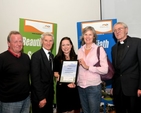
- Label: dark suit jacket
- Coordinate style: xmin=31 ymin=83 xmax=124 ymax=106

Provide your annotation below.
xmin=112 ymin=36 xmax=141 ymax=96
xmin=31 ymin=48 xmax=54 ymax=103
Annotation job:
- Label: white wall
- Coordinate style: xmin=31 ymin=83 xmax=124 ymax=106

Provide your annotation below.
xmin=102 ymin=0 xmax=141 ymax=38
xmin=0 ymin=0 xmax=100 ymax=53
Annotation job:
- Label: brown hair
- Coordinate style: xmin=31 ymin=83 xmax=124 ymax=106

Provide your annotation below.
xmin=81 ymin=26 xmax=97 ymax=45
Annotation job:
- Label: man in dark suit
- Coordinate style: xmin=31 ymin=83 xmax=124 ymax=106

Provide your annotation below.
xmin=31 ymin=32 xmax=54 ymax=113
xmin=111 ymin=22 xmax=141 ymax=113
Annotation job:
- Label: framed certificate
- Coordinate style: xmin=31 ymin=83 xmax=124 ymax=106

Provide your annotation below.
xmin=59 ymin=60 xmax=79 ymax=83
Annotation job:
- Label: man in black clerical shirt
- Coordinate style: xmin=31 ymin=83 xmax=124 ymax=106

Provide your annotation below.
xmin=111 ymin=22 xmax=141 ymax=113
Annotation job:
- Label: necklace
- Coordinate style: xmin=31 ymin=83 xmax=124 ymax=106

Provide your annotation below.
xmin=65 ymin=55 xmax=70 ymax=60
xmin=65 ymin=56 xmax=69 ymax=59
xmin=85 ymin=46 xmax=92 ymax=50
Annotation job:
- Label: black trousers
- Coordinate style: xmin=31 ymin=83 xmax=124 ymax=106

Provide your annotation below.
xmin=113 ymin=90 xmax=141 ymax=113
xmin=31 ymin=100 xmax=53 ymax=113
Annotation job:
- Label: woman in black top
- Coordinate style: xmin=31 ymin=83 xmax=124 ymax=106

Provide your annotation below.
xmin=53 ymin=37 xmax=80 ymax=113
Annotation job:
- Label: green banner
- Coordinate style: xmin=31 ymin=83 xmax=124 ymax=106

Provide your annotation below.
xmin=19 ymin=18 xmax=57 ymax=57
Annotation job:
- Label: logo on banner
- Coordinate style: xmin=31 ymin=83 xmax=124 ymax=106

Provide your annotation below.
xmin=81 ymin=20 xmax=113 ymax=34
xmin=19 ymin=18 xmax=57 ymax=58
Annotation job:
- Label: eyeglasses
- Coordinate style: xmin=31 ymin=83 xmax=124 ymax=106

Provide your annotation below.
xmin=113 ymin=27 xmax=125 ymax=33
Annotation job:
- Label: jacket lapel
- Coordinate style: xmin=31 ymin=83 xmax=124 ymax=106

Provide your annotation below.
xmin=40 ymin=49 xmax=52 ymax=73
xmin=114 ymin=43 xmax=118 ymax=67
xmin=120 ymin=38 xmax=130 ymax=63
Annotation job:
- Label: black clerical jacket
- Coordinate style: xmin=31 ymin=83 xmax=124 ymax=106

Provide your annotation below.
xmin=112 ymin=36 xmax=141 ymax=96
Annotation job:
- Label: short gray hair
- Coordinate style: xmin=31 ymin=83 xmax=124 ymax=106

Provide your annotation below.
xmin=41 ymin=32 xmax=54 ymax=40
xmin=113 ymin=22 xmax=128 ymax=29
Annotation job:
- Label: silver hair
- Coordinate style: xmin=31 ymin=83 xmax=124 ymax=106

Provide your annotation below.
xmin=41 ymin=32 xmax=54 ymax=40
xmin=113 ymin=22 xmax=128 ymax=29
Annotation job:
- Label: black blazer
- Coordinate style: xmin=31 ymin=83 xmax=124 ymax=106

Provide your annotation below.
xmin=31 ymin=48 xmax=54 ymax=103
xmin=112 ymin=36 xmax=141 ymax=96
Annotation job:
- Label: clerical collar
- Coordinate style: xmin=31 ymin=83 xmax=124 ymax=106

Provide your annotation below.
xmin=118 ymin=37 xmax=128 ymax=45
xmin=120 ymin=41 xmax=124 ymax=44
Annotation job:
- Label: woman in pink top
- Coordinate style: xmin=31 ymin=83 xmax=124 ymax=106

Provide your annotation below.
xmin=77 ymin=26 xmax=108 ymax=113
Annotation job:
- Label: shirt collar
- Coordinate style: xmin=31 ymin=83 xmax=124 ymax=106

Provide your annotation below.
xmin=42 ymin=47 xmax=50 ymax=55
xmin=8 ymin=48 xmax=21 ymax=58
xmin=82 ymin=43 xmax=95 ymax=51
